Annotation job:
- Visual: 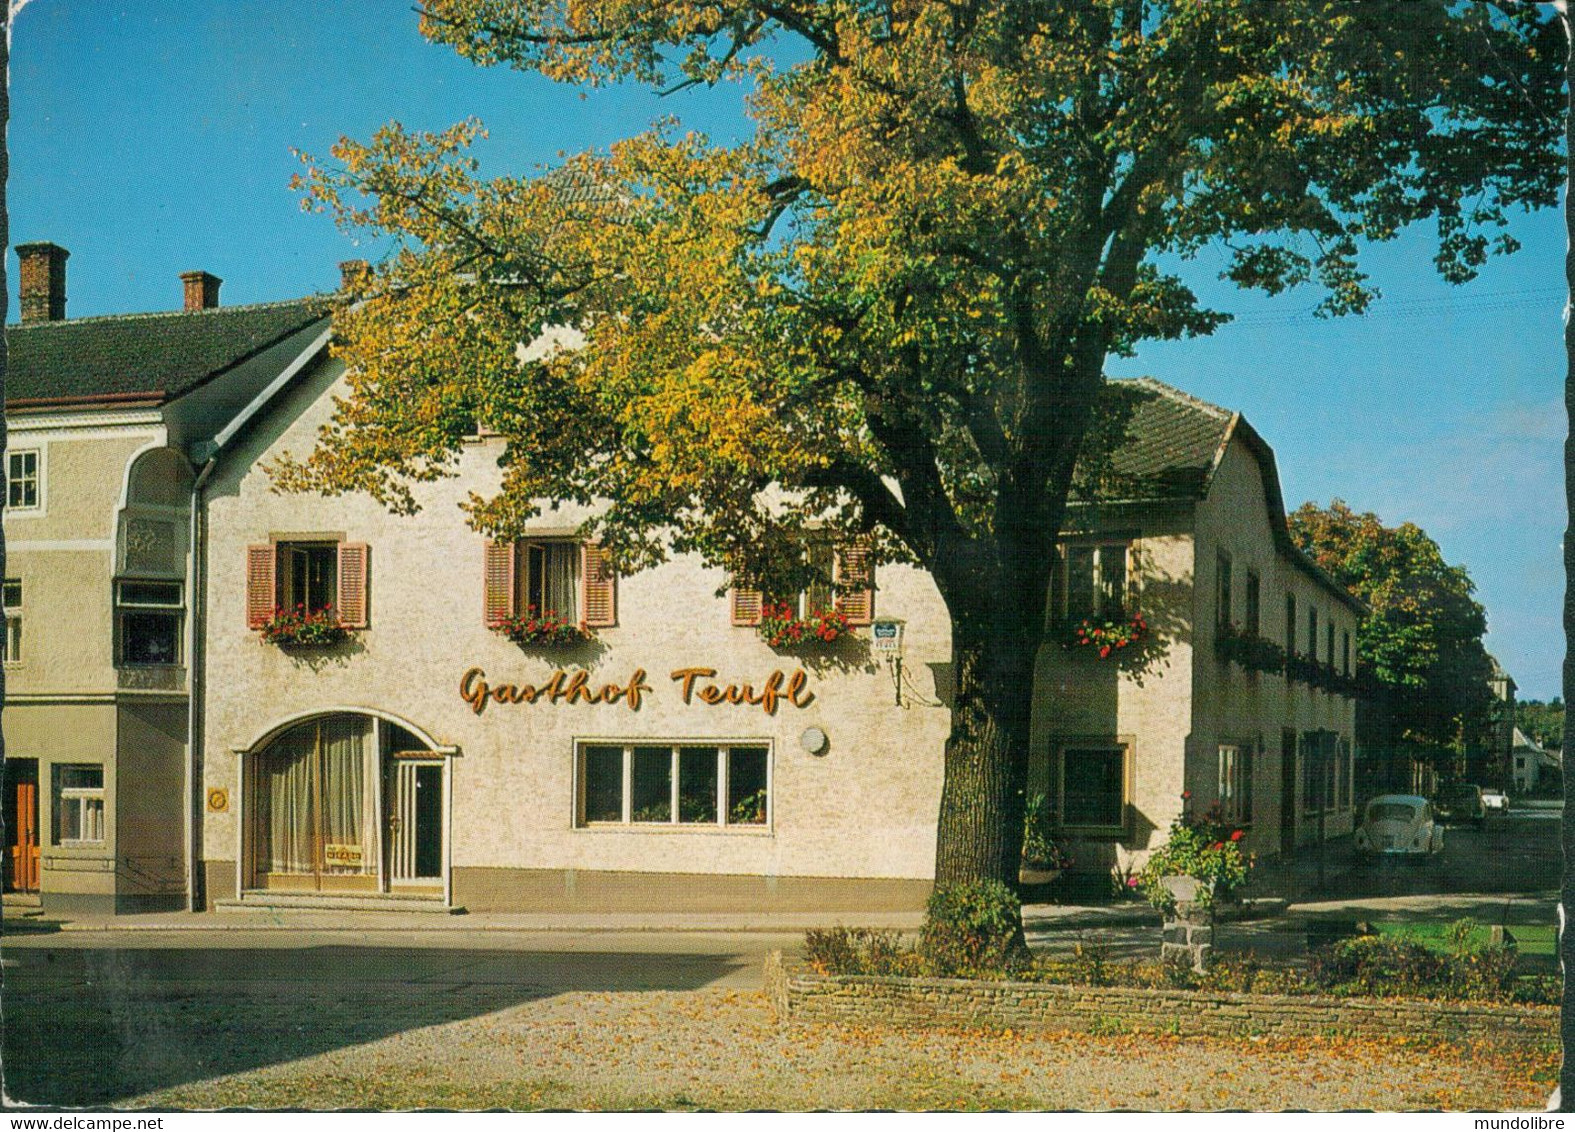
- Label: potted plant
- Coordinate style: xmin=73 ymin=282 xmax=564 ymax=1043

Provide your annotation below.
xmin=490 ymin=607 xmax=592 ymax=646
xmin=1019 ymin=793 xmax=1072 ymax=884
xmin=1137 ymin=794 xmax=1252 ymax=914
xmin=258 ymin=605 xmax=353 ymax=647
xmin=758 ymin=600 xmax=851 ymax=648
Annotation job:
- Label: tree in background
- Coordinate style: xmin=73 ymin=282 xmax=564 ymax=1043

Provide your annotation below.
xmin=1517 ymin=697 xmax=1564 ymax=753
xmin=1288 ymin=500 xmax=1496 ymax=781
xmin=280 ymin=1 xmax=1563 ymax=904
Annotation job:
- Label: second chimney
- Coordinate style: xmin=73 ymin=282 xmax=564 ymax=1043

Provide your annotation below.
xmin=181 ymin=271 xmax=222 ymax=311
xmin=17 ymin=242 xmax=69 ymax=323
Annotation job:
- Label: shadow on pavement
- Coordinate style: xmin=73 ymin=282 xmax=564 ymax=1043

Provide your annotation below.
xmin=2 ymin=943 xmax=745 ymax=1107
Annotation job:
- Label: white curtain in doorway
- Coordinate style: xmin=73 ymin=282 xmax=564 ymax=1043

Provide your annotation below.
xmin=260 ymin=727 xmax=314 ymax=874
xmin=319 ymin=716 xmax=376 ymax=875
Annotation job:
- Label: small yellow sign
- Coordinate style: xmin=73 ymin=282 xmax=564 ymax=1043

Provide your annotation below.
xmin=206 ymin=788 xmax=228 ymax=813
xmin=324 ymin=843 xmax=364 ymax=867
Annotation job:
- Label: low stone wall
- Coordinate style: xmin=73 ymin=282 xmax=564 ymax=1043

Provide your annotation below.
xmin=763 ymin=952 xmax=1556 ymax=1047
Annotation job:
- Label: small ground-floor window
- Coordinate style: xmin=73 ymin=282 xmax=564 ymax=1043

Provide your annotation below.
xmin=577 ymin=742 xmax=770 ymax=828
xmin=1055 ymin=742 xmax=1130 ymax=835
xmin=53 ymin=764 xmax=105 ymax=845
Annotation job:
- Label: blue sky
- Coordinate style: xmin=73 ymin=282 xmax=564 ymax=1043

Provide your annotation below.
xmin=8 ymin=1 xmax=1566 ymax=698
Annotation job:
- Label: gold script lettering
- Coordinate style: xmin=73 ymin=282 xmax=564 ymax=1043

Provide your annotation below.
xmin=459 ymin=666 xmax=649 ymax=713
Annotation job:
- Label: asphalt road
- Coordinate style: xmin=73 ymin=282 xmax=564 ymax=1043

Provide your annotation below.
xmin=1326 ymin=807 xmax=1562 ymax=899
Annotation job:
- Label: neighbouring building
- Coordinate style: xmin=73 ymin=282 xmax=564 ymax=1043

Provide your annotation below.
xmin=1511 ymin=727 xmax=1560 ymax=795
xmin=2 ymin=243 xmax=332 ymax=913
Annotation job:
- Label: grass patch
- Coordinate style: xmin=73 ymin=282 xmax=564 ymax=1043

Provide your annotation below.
xmin=1372 ymin=921 xmax=1554 ymax=957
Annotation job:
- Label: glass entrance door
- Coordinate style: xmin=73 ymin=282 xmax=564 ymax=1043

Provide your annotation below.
xmin=250 ymin=716 xmax=379 ymax=892
xmin=387 ymin=760 xmax=444 ymax=890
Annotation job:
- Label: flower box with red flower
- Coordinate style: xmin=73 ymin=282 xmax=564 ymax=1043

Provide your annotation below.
xmin=490 ymin=607 xmax=593 ymax=647
xmin=1062 ymin=611 xmax=1147 ymax=658
xmin=757 ymin=601 xmax=851 ymax=649
xmin=258 ymin=605 xmax=354 ymax=647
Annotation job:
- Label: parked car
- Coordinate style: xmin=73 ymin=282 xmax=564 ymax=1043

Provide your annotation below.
xmin=1481 ymin=789 xmax=1510 ymax=813
xmin=1437 ymin=782 xmax=1486 ymax=827
xmin=1354 ymin=794 xmax=1444 ymax=859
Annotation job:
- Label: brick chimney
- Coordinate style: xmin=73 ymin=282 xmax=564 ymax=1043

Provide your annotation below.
xmin=17 ymin=242 xmax=69 ymax=323
xmin=180 ymin=270 xmax=222 ymax=311
xmin=339 ymin=259 xmax=370 ymax=293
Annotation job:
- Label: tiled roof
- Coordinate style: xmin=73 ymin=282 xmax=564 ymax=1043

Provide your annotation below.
xmin=6 ymin=297 xmax=332 ymax=406
xmin=1081 ymin=377 xmax=1232 ymax=500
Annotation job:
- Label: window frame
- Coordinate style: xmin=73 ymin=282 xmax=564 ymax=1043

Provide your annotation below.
xmin=3 ymin=577 xmax=21 ymax=666
xmin=1244 ymin=571 xmax=1261 ymax=638
xmin=7 ymin=448 xmax=41 ymax=512
xmin=115 ymin=579 xmax=184 ymax=667
xmin=518 ymin=539 xmax=583 ymax=622
xmin=575 ymin=740 xmax=774 ymax=831
xmin=1053 ymin=738 xmax=1133 ymax=838
xmin=1216 ymin=551 xmax=1233 ymax=629
xmin=1217 ymin=741 xmax=1254 ymax=826
xmin=1057 ymin=542 xmax=1132 ymax=623
xmin=52 ymin=763 xmax=106 ymax=846
xmin=278 ymin=541 xmax=339 ymax=615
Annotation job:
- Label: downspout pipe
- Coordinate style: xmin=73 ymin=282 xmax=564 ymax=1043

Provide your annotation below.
xmin=185 ymin=457 xmax=216 ymax=912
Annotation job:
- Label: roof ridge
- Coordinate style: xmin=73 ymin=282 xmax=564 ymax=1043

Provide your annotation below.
xmin=6 ymin=294 xmax=332 ymax=330
xmin=1111 ymin=375 xmax=1232 ymax=421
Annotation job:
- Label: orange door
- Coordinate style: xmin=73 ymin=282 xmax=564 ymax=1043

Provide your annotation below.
xmin=10 ymin=779 xmax=39 ymax=892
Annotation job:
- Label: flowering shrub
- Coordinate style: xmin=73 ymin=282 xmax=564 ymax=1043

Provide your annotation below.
xmin=258 ymin=606 xmax=352 ymax=647
xmin=1137 ymin=795 xmax=1252 ymax=912
xmin=1021 ymin=793 xmax=1073 ymax=870
xmin=757 ymin=600 xmax=850 ymax=648
xmin=1063 ymin=611 xmax=1146 ymax=658
xmin=490 ymin=607 xmax=591 ymax=646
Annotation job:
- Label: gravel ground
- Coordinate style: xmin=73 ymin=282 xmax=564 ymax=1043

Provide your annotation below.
xmin=125 ymin=989 xmax=1556 ymax=1111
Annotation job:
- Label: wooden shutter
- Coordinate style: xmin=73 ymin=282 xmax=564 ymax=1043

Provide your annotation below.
xmin=246 ymin=544 xmax=276 ymax=629
xmin=833 ymin=543 xmax=874 ymax=626
xmin=483 ymin=538 xmax=517 ymax=625
xmin=581 ymin=542 xmax=617 ymax=628
xmin=730 ymin=586 xmax=763 ymax=626
xmin=337 ymin=542 xmax=369 ymax=628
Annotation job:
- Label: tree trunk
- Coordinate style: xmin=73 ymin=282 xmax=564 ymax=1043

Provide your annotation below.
xmin=932 ymin=625 xmax=1039 ymax=888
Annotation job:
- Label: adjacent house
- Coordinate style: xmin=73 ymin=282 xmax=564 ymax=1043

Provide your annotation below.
xmin=2 ymin=243 xmax=331 ymax=913
xmin=1511 ymin=727 xmax=1560 ymax=795
xmin=4 ymin=249 xmax=1362 ymax=916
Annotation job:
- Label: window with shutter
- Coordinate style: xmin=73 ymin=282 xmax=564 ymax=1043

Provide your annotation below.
xmin=581 ymin=542 xmax=617 ymax=628
xmin=337 ymin=543 xmax=369 ymax=628
xmin=833 ymin=544 xmax=874 ymax=626
xmin=483 ymin=538 xmax=517 ymax=626
xmin=246 ymin=545 xmax=276 ymax=628
xmin=730 ymin=587 xmax=764 ymax=627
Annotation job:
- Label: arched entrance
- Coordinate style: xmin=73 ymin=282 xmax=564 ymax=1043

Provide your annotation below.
xmin=243 ymin=711 xmax=448 ymax=898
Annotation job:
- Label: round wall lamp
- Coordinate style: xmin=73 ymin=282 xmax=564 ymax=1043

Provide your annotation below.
xmin=800 ymin=726 xmax=829 ymax=756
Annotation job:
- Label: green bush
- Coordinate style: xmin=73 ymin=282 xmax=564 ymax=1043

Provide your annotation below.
xmin=803 ymin=927 xmax=922 ymax=977
xmin=1137 ymin=798 xmax=1251 ymax=913
xmin=919 ymin=880 xmax=1027 ymax=978
xmin=1308 ymin=934 xmax=1450 ymax=997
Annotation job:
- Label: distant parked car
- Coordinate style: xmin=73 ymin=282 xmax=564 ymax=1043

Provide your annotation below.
xmin=1437 ymin=783 xmax=1486 ymax=827
xmin=1481 ymin=789 xmax=1510 ymax=813
xmin=1354 ymin=794 xmax=1444 ymax=859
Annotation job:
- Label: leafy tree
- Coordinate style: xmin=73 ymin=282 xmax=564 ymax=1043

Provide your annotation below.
xmin=1517 ymin=697 xmax=1564 ymax=752
xmin=280 ymin=1 xmax=1563 ymax=894
xmin=1287 ymin=500 xmax=1495 ymax=762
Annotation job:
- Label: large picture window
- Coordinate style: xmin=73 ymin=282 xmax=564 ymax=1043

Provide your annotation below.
xmin=578 ymin=742 xmax=771 ymax=828
xmin=53 ymin=764 xmax=104 ymax=844
xmin=1057 ymin=744 xmax=1129 ymax=833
